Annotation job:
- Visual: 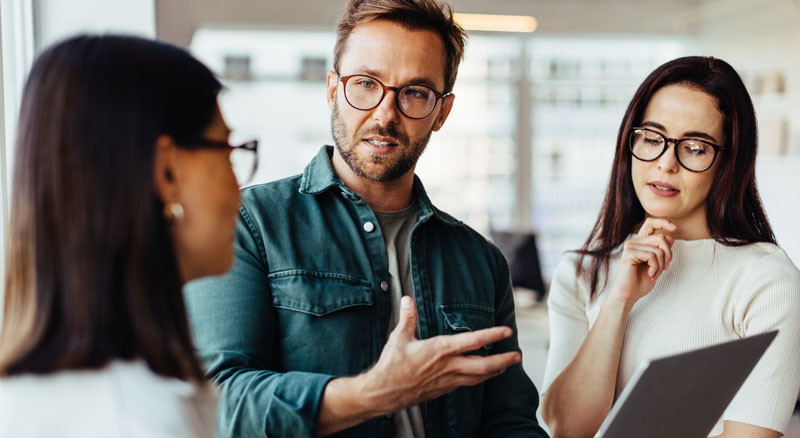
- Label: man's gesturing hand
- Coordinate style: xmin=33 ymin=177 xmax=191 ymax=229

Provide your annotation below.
xmin=315 ymin=296 xmax=520 ymax=436
xmin=362 ymin=295 xmax=521 ymax=412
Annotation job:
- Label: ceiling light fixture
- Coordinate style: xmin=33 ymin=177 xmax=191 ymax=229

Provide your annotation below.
xmin=454 ymin=13 xmax=537 ymax=33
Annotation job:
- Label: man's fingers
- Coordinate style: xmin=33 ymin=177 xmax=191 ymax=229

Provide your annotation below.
xmin=434 ymin=326 xmax=513 ymax=356
xmin=427 ymin=353 xmax=520 ymax=396
xmin=393 ymin=296 xmax=418 ymax=341
xmin=448 ymin=351 xmax=521 ymax=377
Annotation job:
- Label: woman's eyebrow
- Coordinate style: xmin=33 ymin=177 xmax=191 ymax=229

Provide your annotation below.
xmin=641 ymin=121 xmax=718 ymax=143
xmin=682 ymin=131 xmax=718 ymax=143
xmin=641 ymin=121 xmax=666 ymax=131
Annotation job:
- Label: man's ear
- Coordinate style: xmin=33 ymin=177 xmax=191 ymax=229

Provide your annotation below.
xmin=326 ymin=70 xmax=339 ymax=110
xmin=432 ymin=93 xmax=455 ymax=132
xmin=153 ymin=134 xmax=180 ymax=205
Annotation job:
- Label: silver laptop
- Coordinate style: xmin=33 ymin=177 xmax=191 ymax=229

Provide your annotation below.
xmin=595 ymin=330 xmax=778 ymax=438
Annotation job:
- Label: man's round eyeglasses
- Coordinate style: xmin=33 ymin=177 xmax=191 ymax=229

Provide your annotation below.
xmin=193 ymin=138 xmax=259 ymax=185
xmin=629 ymin=127 xmax=723 ymax=173
xmin=337 ymin=73 xmax=450 ymax=120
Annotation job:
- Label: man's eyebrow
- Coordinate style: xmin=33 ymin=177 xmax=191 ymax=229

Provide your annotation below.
xmin=405 ymin=76 xmax=441 ymax=91
xmin=355 ymin=67 xmax=441 ymax=91
xmin=641 ymin=121 xmax=719 ymax=144
xmin=356 ymin=67 xmax=384 ymax=78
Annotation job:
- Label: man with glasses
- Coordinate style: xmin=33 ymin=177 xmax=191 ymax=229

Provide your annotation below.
xmin=185 ymin=0 xmax=548 ymax=437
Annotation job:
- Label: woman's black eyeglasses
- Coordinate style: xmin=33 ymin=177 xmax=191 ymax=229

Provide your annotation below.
xmin=629 ymin=127 xmax=723 ymax=173
xmin=192 ymin=138 xmax=259 ymax=185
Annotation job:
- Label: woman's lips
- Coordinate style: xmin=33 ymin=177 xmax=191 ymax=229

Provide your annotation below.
xmin=648 ymin=181 xmax=680 ymax=197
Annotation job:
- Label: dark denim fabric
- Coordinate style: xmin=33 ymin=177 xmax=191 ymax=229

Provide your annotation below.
xmin=184 ymin=146 xmax=548 ymax=438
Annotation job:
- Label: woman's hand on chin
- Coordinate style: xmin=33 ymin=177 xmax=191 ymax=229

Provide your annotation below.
xmin=609 ymin=218 xmax=677 ymax=304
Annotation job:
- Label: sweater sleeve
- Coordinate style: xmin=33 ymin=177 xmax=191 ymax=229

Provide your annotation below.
xmin=541 ymin=252 xmax=591 ymax=394
xmin=722 ymin=248 xmax=800 ymax=434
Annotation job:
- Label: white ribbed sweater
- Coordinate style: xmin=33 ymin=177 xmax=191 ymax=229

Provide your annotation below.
xmin=543 ymin=239 xmax=800 ymax=436
xmin=0 ymin=360 xmax=218 ymax=437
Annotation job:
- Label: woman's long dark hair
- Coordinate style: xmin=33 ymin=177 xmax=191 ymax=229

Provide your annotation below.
xmin=576 ymin=56 xmax=775 ymax=297
xmin=0 ymin=35 xmax=222 ymax=379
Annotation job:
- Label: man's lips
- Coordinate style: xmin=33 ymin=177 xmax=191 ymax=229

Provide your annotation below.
xmin=361 ymin=137 xmax=400 ymax=154
xmin=363 ymin=137 xmax=398 ymax=147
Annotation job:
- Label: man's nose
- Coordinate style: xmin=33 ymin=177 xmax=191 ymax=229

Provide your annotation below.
xmin=372 ymin=90 xmax=399 ymax=126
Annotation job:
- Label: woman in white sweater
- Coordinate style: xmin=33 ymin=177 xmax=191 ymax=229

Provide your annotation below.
xmin=540 ymin=56 xmax=800 ymax=438
xmin=0 ymin=35 xmax=257 ymax=437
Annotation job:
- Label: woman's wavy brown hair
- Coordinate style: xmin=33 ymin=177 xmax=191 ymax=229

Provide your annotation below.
xmin=576 ymin=56 xmax=775 ymax=297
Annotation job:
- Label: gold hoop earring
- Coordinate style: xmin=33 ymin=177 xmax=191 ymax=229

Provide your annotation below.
xmin=164 ymin=202 xmax=184 ymax=222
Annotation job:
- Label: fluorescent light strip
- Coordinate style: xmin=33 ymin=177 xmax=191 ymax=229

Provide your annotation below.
xmin=454 ymin=13 xmax=537 ymax=33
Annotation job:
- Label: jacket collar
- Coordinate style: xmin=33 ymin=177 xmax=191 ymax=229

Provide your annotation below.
xmin=300 ymin=146 xmax=460 ymax=227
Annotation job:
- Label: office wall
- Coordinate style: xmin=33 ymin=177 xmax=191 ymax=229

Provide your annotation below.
xmin=689 ymin=0 xmax=800 ymax=263
xmin=36 ymin=0 xmax=155 ymax=49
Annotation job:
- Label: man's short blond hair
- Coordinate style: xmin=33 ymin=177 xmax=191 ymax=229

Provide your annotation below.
xmin=333 ymin=0 xmax=467 ymax=94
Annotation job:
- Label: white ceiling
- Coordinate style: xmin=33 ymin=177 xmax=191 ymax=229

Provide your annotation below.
xmin=155 ymin=0 xmax=787 ymax=47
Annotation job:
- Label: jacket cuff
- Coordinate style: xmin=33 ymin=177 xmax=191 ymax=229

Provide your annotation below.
xmin=266 ymin=371 xmax=336 ymax=437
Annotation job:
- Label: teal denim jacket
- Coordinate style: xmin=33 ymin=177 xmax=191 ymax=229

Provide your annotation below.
xmin=184 ymin=146 xmax=548 ymax=438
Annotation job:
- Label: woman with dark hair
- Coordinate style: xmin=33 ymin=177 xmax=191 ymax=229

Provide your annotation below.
xmin=540 ymin=56 xmax=800 ymax=438
xmin=0 ymin=34 xmax=257 ymax=436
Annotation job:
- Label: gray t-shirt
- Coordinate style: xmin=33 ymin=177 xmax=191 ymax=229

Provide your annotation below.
xmin=374 ymin=200 xmax=425 ymax=438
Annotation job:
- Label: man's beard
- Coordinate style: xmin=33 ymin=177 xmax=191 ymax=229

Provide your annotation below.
xmin=331 ymin=100 xmax=432 ymax=182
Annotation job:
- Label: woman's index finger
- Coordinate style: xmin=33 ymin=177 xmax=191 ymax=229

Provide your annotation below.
xmin=637 ymin=218 xmax=677 ymax=237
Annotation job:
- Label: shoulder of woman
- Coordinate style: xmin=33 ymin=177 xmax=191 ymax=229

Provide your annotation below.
xmin=741 ymin=243 xmax=800 ymax=277
xmin=551 ymin=251 xmax=584 ymax=281
xmin=110 ymin=360 xmax=211 ymax=400
xmin=0 ymin=362 xmax=216 ymax=437
xmin=729 ymin=243 xmax=800 ymax=307
xmin=548 ymin=251 xmax=595 ymax=303
xmin=111 ymin=361 xmax=217 ymax=435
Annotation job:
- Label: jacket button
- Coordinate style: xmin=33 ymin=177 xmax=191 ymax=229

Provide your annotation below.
xmin=380 ymin=281 xmax=389 ymax=292
xmin=363 ymin=221 xmax=375 ymax=233
xmin=340 ymin=191 xmax=349 ymax=199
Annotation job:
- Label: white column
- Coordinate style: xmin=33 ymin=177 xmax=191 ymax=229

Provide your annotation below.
xmin=0 ymin=0 xmax=36 ymax=323
xmin=0 ymin=0 xmax=156 ymax=322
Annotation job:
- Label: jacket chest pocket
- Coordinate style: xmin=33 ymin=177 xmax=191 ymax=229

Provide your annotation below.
xmin=439 ymin=304 xmax=495 ymax=437
xmin=270 ymin=270 xmax=374 ymax=376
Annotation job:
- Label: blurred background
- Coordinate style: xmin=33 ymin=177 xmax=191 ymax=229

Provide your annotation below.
xmin=1 ymin=0 xmax=799 ymax=433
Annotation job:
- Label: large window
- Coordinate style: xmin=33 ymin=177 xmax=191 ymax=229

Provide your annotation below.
xmin=191 ymin=29 xmax=334 ymax=184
